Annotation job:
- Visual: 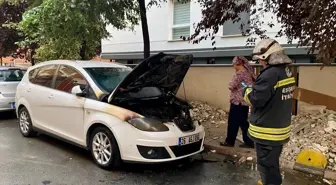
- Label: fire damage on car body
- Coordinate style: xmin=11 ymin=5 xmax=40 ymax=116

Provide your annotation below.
xmin=107 ymin=53 xmax=196 ymax=132
xmin=16 ymin=52 xmax=204 ymax=169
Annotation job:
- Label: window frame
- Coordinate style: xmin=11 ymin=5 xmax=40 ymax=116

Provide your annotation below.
xmin=28 ymin=68 xmax=41 ymax=82
xmin=29 ymin=64 xmax=59 ymax=88
xmin=53 ymin=64 xmax=97 ymax=99
xmin=171 ymin=0 xmax=191 ymax=41
xmin=222 ymin=11 xmax=250 ymax=37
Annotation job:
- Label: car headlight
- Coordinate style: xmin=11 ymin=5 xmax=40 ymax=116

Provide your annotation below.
xmin=127 ymin=117 xmax=169 ymax=132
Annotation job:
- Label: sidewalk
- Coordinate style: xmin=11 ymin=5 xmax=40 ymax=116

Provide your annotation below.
xmin=202 ymin=120 xmax=256 ymax=162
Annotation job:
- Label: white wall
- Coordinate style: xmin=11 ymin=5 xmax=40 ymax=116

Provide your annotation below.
xmin=102 ymin=0 xmax=296 ymax=54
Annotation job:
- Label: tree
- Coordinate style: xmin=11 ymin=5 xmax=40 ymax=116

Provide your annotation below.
xmin=3 ymin=0 xmax=140 ymax=62
xmin=138 ymin=0 xmax=150 ymax=58
xmin=0 ymin=1 xmax=27 ymax=66
xmin=187 ymin=0 xmax=335 ymax=65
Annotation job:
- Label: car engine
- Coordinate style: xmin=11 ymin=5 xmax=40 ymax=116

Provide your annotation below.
xmin=111 ymin=87 xmax=195 ymax=132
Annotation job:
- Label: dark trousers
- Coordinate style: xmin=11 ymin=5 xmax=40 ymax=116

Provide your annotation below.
xmin=256 ymin=143 xmax=283 ymax=185
xmin=225 ymin=103 xmax=254 ymax=146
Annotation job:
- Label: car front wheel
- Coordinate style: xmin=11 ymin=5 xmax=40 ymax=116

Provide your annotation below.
xmin=18 ymin=107 xmax=37 ymax=137
xmin=89 ymin=127 xmax=121 ymax=170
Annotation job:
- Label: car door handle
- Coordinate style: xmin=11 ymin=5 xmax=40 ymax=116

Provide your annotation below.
xmin=27 ymin=88 xmax=32 ymax=92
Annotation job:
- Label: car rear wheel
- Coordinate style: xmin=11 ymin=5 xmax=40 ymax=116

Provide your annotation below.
xmin=18 ymin=107 xmax=37 ymax=137
xmin=89 ymin=127 xmax=121 ymax=170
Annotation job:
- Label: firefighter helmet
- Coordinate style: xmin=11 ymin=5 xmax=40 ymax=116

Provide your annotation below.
xmin=252 ymin=38 xmax=292 ymax=65
xmin=252 ymin=39 xmax=284 ymax=60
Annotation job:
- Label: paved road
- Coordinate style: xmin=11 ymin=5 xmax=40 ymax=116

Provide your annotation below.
xmin=0 ymin=112 xmax=326 ymax=185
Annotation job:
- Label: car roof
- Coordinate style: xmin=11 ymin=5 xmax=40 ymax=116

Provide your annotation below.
xmin=32 ymin=60 xmax=130 ymax=69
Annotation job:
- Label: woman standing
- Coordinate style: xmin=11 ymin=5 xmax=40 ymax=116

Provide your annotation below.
xmin=220 ymin=56 xmax=256 ymax=148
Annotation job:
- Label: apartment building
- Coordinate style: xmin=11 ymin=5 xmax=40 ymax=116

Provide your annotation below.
xmin=101 ymin=0 xmax=315 ymax=64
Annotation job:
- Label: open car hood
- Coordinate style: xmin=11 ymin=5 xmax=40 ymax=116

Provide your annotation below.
xmin=108 ymin=52 xmax=192 ymax=103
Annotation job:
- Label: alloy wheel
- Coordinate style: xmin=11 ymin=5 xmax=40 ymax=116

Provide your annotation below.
xmin=92 ymin=132 xmax=113 ymax=165
xmin=19 ymin=111 xmax=30 ymax=134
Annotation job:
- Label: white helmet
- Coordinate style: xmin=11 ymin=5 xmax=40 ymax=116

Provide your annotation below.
xmin=252 ymin=38 xmax=284 ymax=60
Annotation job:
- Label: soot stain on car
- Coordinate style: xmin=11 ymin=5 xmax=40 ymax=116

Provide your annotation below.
xmin=108 ymin=53 xmax=196 ymax=132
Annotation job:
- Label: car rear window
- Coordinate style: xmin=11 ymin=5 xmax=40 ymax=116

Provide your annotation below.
xmin=0 ymin=69 xmax=26 ymax=82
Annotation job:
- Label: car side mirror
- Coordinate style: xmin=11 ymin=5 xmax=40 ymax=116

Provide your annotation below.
xmin=71 ymin=85 xmax=86 ymax=97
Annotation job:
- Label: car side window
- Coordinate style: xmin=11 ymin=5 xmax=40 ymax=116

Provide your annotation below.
xmin=54 ymin=65 xmax=88 ymax=94
xmin=28 ymin=68 xmax=40 ymax=81
xmin=30 ymin=65 xmax=58 ymax=88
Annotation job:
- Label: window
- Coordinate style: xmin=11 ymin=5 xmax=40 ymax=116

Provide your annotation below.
xmin=28 ymin=68 xmax=40 ymax=82
xmin=54 ymin=65 xmax=87 ymax=94
xmin=172 ymin=1 xmax=190 ymax=40
xmin=222 ymin=12 xmax=250 ymax=36
xmin=85 ymin=67 xmax=131 ymax=93
xmin=31 ymin=65 xmax=58 ymax=88
xmin=0 ymin=69 xmax=25 ymax=82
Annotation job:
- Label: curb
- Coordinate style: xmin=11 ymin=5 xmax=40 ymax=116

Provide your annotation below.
xmin=204 ymin=143 xmax=336 ymax=181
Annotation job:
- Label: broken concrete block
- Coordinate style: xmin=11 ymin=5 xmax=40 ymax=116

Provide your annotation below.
xmin=300 ymin=104 xmax=326 ymax=114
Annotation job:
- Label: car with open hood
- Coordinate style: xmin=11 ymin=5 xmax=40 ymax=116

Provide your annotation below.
xmin=15 ymin=53 xmax=205 ymax=169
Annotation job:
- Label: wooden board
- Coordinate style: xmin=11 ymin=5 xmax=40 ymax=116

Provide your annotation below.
xmin=293 ymin=87 xmax=336 ymax=112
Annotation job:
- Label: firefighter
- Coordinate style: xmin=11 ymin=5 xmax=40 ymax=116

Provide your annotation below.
xmin=242 ymin=38 xmax=296 ymax=185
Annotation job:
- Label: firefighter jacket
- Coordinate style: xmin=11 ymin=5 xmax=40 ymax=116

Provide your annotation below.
xmin=243 ymin=64 xmax=296 ymax=146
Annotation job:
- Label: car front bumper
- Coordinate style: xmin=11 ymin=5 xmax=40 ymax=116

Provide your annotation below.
xmin=115 ymin=123 xmax=205 ymax=163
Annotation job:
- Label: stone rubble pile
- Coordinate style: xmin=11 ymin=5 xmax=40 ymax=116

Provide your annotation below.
xmin=189 ymin=101 xmax=228 ymax=123
xmin=189 ymin=101 xmax=336 ymax=172
xmin=281 ymin=107 xmax=336 ymax=171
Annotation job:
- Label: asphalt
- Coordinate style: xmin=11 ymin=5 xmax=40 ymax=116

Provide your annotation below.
xmin=0 ymin=112 xmax=327 ymax=185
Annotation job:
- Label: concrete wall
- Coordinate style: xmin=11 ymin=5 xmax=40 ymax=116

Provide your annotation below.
xmin=176 ymin=65 xmax=336 ymax=111
xmin=176 ymin=66 xmax=235 ymax=111
xmin=298 ymin=66 xmax=336 ymax=97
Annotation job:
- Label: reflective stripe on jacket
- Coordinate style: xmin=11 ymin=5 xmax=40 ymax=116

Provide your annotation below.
xmin=242 ymin=64 xmax=295 ymax=145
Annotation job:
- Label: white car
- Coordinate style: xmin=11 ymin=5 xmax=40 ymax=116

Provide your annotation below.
xmin=0 ymin=67 xmax=26 ymax=112
xmin=15 ymin=53 xmax=205 ymax=169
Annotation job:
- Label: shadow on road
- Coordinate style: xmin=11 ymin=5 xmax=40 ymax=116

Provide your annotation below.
xmin=35 ymin=134 xmax=325 ymax=185
xmin=0 ymin=111 xmax=16 ymax=120
xmin=35 ymin=132 xmax=197 ymax=173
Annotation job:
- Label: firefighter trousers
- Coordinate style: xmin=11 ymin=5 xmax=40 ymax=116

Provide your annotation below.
xmin=256 ymin=143 xmax=283 ymax=185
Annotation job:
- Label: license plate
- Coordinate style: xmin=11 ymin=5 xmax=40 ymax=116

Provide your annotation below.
xmin=10 ymin=102 xmax=15 ymax=109
xmin=178 ymin=134 xmax=200 ymax=146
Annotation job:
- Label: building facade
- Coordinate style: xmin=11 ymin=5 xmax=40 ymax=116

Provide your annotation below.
xmin=101 ymin=0 xmax=315 ymax=64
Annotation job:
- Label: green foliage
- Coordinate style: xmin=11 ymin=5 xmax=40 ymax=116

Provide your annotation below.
xmin=14 ymin=0 xmax=139 ymax=61
xmin=0 ymin=1 xmax=26 ymax=58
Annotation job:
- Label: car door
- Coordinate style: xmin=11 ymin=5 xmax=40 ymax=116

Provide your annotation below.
xmin=26 ymin=65 xmax=59 ymax=130
xmin=47 ymin=65 xmax=86 ymax=145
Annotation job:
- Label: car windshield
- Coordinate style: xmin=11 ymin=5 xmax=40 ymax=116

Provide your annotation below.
xmin=0 ymin=69 xmax=26 ymax=82
xmin=85 ymin=67 xmax=131 ymax=92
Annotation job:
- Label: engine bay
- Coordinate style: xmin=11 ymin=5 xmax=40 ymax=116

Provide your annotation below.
xmin=111 ymin=87 xmax=195 ymax=132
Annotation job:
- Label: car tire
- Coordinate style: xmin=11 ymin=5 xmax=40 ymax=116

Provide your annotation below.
xmin=18 ymin=107 xmax=37 ymax=137
xmin=89 ymin=126 xmax=122 ymax=170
